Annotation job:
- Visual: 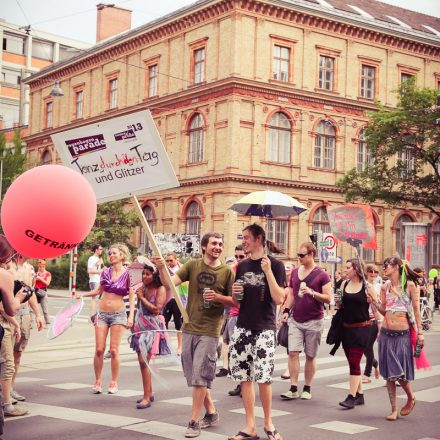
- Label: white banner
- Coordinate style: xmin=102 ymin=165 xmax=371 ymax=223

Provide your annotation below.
xmin=51 ymin=110 xmax=179 ymax=203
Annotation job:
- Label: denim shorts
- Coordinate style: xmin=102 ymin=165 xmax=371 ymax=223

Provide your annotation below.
xmin=95 ymin=309 xmax=127 ymax=327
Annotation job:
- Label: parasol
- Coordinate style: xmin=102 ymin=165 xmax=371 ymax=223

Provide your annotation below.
xmin=229 ymin=190 xmax=306 ymax=218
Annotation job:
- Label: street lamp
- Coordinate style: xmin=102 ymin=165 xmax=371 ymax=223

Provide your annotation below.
xmin=49 ymin=80 xmax=64 ymax=97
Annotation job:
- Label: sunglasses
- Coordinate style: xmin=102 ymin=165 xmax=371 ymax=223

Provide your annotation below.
xmin=297 ymin=252 xmax=310 ymax=258
xmin=367 ymin=270 xmax=379 ymax=274
xmin=383 ymin=263 xmax=393 ymax=269
xmin=235 ymin=255 xmax=245 ymax=260
xmin=165 ymin=259 xmax=174 ymax=263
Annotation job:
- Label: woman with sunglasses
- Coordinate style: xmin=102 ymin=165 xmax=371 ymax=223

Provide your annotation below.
xmin=371 ymin=257 xmax=425 ymax=421
xmin=130 ymin=264 xmax=170 ymax=408
xmin=78 ymin=243 xmax=135 ymax=394
xmin=339 ymin=259 xmax=377 ymax=409
xmin=361 ymin=265 xmax=382 ymax=383
xmin=34 ymin=260 xmax=52 ymax=327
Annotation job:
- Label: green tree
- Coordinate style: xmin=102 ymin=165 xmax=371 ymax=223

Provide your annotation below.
xmin=0 ymin=128 xmax=27 ymax=199
xmin=338 ymin=79 xmax=440 ymax=217
xmin=81 ymin=200 xmax=139 ymax=253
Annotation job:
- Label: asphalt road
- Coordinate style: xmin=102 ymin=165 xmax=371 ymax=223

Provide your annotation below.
xmin=4 ymin=293 xmax=440 ymax=440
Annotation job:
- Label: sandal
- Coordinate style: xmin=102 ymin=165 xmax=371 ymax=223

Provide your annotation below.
xmin=228 ymin=431 xmax=260 ymax=440
xmin=264 ymin=428 xmax=282 ymax=440
xmin=400 ymin=397 xmax=416 ymax=416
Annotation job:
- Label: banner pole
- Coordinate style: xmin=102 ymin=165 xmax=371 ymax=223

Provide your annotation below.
xmin=131 ymin=195 xmax=189 ymax=323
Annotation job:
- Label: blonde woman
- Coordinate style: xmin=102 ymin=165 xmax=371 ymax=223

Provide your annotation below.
xmin=78 ymin=243 xmax=134 ymax=394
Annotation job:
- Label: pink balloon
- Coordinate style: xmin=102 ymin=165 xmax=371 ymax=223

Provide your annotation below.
xmin=1 ymin=165 xmax=96 ymax=258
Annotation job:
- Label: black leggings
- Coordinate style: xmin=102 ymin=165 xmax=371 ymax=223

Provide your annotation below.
xmin=363 ymin=320 xmax=378 ymax=377
xmin=163 ymin=298 xmax=183 ymax=331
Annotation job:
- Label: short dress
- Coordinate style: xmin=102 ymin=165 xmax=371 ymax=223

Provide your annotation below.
xmin=130 ymin=288 xmax=172 ymax=360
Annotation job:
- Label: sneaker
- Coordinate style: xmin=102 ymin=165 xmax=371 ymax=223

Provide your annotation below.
xmin=215 ymin=368 xmax=228 ymax=377
xmin=300 ymin=390 xmax=312 ymax=400
xmin=92 ymin=382 xmax=102 ymax=394
xmin=228 ymin=385 xmax=241 ymax=396
xmin=108 ymin=382 xmax=118 ymax=394
xmin=199 ymin=411 xmax=219 ymax=429
xmin=11 ymin=397 xmax=17 ymax=405
xmin=339 ymin=394 xmax=355 ymax=409
xmin=185 ymin=420 xmax=201 ymax=438
xmin=11 ymin=389 xmax=26 ymax=401
xmin=355 ymin=393 xmax=365 ymax=405
xmin=4 ymin=404 xmax=29 ymax=417
xmin=104 ymin=351 xmax=111 ymax=360
xmin=280 ymin=390 xmax=299 ymax=400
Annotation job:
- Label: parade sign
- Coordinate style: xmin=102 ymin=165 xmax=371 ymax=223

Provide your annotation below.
xmin=318 ymin=232 xmax=338 ymax=262
xmin=51 ymin=110 xmax=179 ymax=203
xmin=326 ymin=204 xmax=377 ymax=250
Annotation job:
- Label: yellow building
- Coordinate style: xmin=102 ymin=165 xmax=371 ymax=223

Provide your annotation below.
xmin=23 ymin=0 xmax=440 ymax=268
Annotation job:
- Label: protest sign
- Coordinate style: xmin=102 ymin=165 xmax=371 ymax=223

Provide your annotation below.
xmin=51 ymin=110 xmax=179 ymax=203
xmin=52 ymin=111 xmax=188 ymax=322
xmin=326 ymin=204 xmax=377 ymax=250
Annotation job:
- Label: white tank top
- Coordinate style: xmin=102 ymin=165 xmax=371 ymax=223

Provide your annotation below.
xmin=385 ymin=281 xmax=410 ymax=313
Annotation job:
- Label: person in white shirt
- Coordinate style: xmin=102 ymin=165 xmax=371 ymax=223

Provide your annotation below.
xmin=87 ymin=244 xmax=104 ymax=319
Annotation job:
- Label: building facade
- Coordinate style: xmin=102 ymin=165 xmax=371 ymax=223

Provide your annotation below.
xmin=23 ymin=0 xmax=440 ymax=267
xmin=0 ymin=19 xmax=90 ymax=129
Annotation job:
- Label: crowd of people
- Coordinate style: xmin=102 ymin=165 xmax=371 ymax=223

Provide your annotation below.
xmin=0 ymin=225 xmax=438 ymax=440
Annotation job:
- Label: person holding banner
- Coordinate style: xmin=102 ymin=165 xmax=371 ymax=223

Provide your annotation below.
xmin=371 ymin=257 xmax=427 ymax=421
xmin=77 ymin=243 xmax=135 ymax=395
xmin=155 ymin=232 xmax=235 ymax=438
xmin=130 ymin=263 xmax=170 ymax=409
xmin=338 ymin=259 xmax=378 ymax=409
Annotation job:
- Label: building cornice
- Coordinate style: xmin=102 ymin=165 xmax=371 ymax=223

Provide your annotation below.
xmin=24 ymin=77 xmax=373 ymax=143
xmin=177 ymin=173 xmax=343 ymax=194
xmin=24 ymin=0 xmax=439 ymax=90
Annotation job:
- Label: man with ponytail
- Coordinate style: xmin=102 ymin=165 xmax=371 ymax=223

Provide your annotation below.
xmin=228 ymin=224 xmax=286 ymax=440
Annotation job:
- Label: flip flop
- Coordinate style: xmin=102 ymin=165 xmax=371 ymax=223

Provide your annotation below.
xmin=228 ymin=431 xmax=260 ymax=440
xmin=264 ymin=428 xmax=282 ymax=440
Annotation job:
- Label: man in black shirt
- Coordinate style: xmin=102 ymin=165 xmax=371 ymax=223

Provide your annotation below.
xmin=228 ymin=224 xmax=285 ymax=440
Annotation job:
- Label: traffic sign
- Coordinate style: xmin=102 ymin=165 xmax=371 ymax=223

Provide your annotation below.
xmin=327 ymin=256 xmax=342 ymax=264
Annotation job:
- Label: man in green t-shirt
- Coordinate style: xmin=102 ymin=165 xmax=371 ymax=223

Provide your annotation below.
xmin=156 ymin=232 xmax=235 ymax=438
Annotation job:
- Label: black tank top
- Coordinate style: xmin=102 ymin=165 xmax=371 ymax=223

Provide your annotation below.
xmin=341 ymin=281 xmax=370 ymax=324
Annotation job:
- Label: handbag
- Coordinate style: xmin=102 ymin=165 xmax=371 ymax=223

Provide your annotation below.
xmin=326 ymin=280 xmax=346 ymax=355
xmin=36 ymin=288 xmax=47 ymax=300
xmin=277 ymin=322 xmax=289 ymax=348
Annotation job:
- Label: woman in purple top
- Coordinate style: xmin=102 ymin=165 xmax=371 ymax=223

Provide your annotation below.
xmin=78 ymin=243 xmax=135 ymax=394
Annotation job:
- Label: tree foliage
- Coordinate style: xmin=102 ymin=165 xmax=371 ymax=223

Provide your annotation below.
xmin=0 ymin=129 xmax=27 ymax=199
xmin=81 ymin=199 xmax=139 ymax=254
xmin=337 ymin=78 xmax=440 ymax=217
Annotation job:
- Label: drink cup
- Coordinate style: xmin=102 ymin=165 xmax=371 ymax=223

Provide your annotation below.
xmin=234 ymin=279 xmax=244 ymax=301
xmin=203 ymin=287 xmax=212 ymax=309
xmin=299 ymin=281 xmax=306 ymax=298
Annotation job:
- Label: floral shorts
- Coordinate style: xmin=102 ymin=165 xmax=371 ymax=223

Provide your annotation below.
xmin=228 ymin=326 xmax=276 ymax=384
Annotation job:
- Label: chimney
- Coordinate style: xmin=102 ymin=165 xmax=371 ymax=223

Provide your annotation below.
xmin=96 ymin=3 xmax=132 ymax=43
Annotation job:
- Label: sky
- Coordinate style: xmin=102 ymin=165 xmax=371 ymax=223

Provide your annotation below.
xmin=1 ymin=0 xmax=439 ymax=44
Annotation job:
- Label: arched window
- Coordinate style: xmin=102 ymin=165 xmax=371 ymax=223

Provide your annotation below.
xmin=42 ymin=149 xmax=52 ymax=164
xmin=185 ymin=201 xmax=201 ymax=235
xmin=139 ymin=205 xmax=154 ymax=254
xmin=188 ymin=114 xmax=204 ymax=164
xmin=267 ymin=219 xmax=288 ymax=254
xmin=395 ymin=214 xmax=413 ymax=258
xmin=312 ymin=206 xmax=331 ymax=236
xmin=357 ymin=129 xmax=373 ymax=172
xmin=433 ymin=221 xmax=440 ymax=266
xmin=314 ymin=121 xmax=335 ymax=169
xmin=267 ymin=112 xmax=291 ymax=163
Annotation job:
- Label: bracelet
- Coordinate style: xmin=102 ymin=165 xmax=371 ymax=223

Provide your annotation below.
xmin=418 ymin=332 xmax=424 ymax=336
xmin=283 ymin=308 xmax=290 ymax=315
xmin=312 ymin=291 xmax=316 ymax=299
